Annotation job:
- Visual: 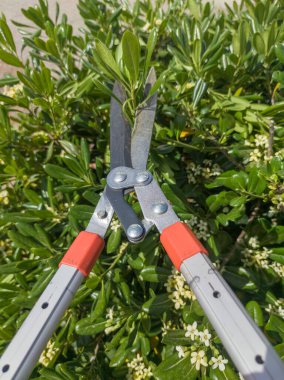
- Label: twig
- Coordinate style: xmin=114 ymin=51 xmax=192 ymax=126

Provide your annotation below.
xmin=268 ymin=120 xmax=275 ymax=158
xmin=220 ymin=202 xmax=261 ymax=272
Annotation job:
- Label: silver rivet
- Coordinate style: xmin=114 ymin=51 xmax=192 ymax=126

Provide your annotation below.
xmin=136 ymin=172 xmax=149 ymax=183
xmin=152 ymin=202 xmax=168 ymax=215
xmin=113 ymin=172 xmax=127 ymax=183
xmin=127 ymin=224 xmax=144 ymax=240
xmin=97 ymin=210 xmax=107 ymax=219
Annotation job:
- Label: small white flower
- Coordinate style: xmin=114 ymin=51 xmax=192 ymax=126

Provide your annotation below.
xmin=248 ymin=237 xmax=259 ymax=249
xmin=199 ymin=329 xmax=212 ymax=347
xmin=191 ymin=350 xmax=208 ymax=371
xmin=211 ymin=355 xmax=228 ymax=371
xmin=185 ymin=321 xmax=199 ymax=340
xmin=165 ymin=268 xmax=195 ymax=309
xmin=110 ymin=218 xmax=120 ymax=232
xmin=126 ymin=353 xmax=153 ymax=379
xmin=106 ymin=307 xmax=114 ymax=320
xmin=176 ymin=345 xmax=185 ymax=358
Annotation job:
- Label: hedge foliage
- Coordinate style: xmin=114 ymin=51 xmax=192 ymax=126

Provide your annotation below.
xmin=0 ymin=0 xmax=284 ymax=379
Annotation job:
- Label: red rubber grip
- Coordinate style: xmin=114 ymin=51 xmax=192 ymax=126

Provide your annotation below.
xmin=59 ymin=231 xmax=105 ymax=277
xmin=160 ymin=222 xmax=208 ymax=270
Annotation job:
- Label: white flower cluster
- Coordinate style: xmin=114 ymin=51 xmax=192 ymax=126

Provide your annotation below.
xmin=271 ymin=261 xmax=284 ymax=277
xmin=38 ymin=339 xmax=59 ymax=367
xmin=245 ymin=134 xmax=269 ymax=163
xmin=119 ymin=241 xmax=128 ymax=254
xmin=164 ymin=268 xmax=196 ymax=310
xmin=31 ymin=130 xmax=50 ymax=143
xmin=210 ymin=355 xmax=229 ymax=371
xmin=126 ymin=353 xmax=153 ymax=380
xmin=185 ymin=322 xmax=212 ymax=347
xmin=271 ymin=194 xmax=284 ymax=211
xmin=161 ymin=320 xmax=176 ymax=336
xmin=185 ymin=216 xmax=210 ymax=241
xmin=267 ymin=177 xmax=284 ymax=213
xmin=191 ymin=350 xmax=208 ymax=370
xmin=2 ymin=83 xmax=23 ymax=99
xmin=185 ymin=159 xmax=222 ymax=184
xmin=104 ymin=306 xmax=123 ymax=335
xmin=242 ymin=237 xmax=284 ymax=277
xmin=110 ymin=218 xmax=121 ymax=232
xmin=174 ymin=321 xmax=229 ymax=372
xmin=265 ymin=298 xmax=284 ymax=319
xmin=175 ymin=344 xmax=228 ymax=372
xmin=0 ymin=188 xmax=9 ymax=205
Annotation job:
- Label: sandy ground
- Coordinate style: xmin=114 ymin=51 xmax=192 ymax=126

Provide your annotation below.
xmin=0 ymin=0 xmax=84 ymax=75
xmin=0 ymin=0 xmax=236 ymax=76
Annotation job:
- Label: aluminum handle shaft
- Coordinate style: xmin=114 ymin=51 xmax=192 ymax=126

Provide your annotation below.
xmin=180 ymin=253 xmax=284 ymax=380
xmin=0 ymin=265 xmax=84 ymax=380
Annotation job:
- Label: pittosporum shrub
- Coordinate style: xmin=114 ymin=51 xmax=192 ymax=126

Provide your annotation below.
xmin=0 ymin=0 xmax=284 ymax=379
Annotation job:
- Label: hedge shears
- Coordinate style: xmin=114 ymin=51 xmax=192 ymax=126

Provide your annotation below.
xmin=0 ymin=68 xmax=283 ymax=380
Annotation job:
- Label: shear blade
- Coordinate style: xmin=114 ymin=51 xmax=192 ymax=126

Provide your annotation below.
xmin=131 ymin=67 xmax=157 ymax=170
xmin=110 ymin=81 xmax=132 ymax=169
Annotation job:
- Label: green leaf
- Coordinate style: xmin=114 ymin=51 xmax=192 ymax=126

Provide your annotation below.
xmin=80 ymin=139 xmax=90 ymax=170
xmin=75 ymin=317 xmax=108 ymax=335
xmin=109 ymin=338 xmax=129 ymax=367
xmin=59 ymin=140 xmax=78 ymax=156
xmin=0 ymin=19 xmax=16 ymax=52
xmin=106 ymin=229 xmax=121 ymax=254
xmin=275 ymin=343 xmax=284 ymax=360
xmin=192 ymin=78 xmax=207 ymax=107
xmin=0 ymin=49 xmax=23 ymax=67
xmin=144 ymin=29 xmax=158 ymax=75
xmin=253 ymin=33 xmax=265 ymax=55
xmin=142 ymin=294 xmax=171 ymax=315
xmin=122 ymin=30 xmax=140 ymax=84
xmin=210 ymin=366 xmax=239 ymax=380
xmin=275 ymin=44 xmax=284 ymax=63
xmin=44 ymin=164 xmax=84 ymax=183
xmin=247 ymin=169 xmax=267 ymax=195
xmin=69 ymin=205 xmax=94 ymax=220
xmin=0 ymin=94 xmax=17 ymax=105
xmin=246 ymin=301 xmax=264 ymax=326
xmin=162 ymin=330 xmax=191 ymax=346
xmin=8 ymin=231 xmax=41 ymax=250
xmin=23 ymin=189 xmax=42 ymax=205
xmin=91 ymin=282 xmax=107 ymax=321
xmin=206 ymin=191 xmax=237 ymax=212
xmin=95 ymin=39 xmax=123 ymax=81
xmin=270 ymin=248 xmax=284 ymax=264
xmin=265 ymin=315 xmax=284 ymax=335
xmin=140 ymin=266 xmax=171 ymax=282
xmin=207 ymin=171 xmax=248 ymax=191
xmin=0 ymin=76 xmax=19 ymax=87
xmin=144 ymin=70 xmax=167 ymax=101
xmin=34 ymin=224 xmax=52 ymax=249
xmin=154 ymin=352 xmax=198 ymax=380
xmin=188 ymin=0 xmax=200 ymax=19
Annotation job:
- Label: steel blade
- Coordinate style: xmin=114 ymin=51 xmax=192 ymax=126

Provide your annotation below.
xmin=110 ymin=81 xmax=132 ymax=169
xmin=131 ymin=67 xmax=157 ymax=170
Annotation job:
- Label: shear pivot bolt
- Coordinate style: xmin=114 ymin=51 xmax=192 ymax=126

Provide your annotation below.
xmin=136 ymin=172 xmax=149 ymax=184
xmin=113 ymin=172 xmax=127 ymax=183
xmin=152 ymin=202 xmax=168 ymax=215
xmin=97 ymin=210 xmax=107 ymax=219
xmin=127 ymin=224 xmax=144 ymax=240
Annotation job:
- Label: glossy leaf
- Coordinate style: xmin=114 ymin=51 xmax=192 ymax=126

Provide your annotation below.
xmin=122 ymin=30 xmax=140 ymax=84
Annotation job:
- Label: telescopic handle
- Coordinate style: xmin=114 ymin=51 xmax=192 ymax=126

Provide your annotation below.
xmin=161 ymin=222 xmax=284 ymax=380
xmin=0 ymin=231 xmax=104 ymax=380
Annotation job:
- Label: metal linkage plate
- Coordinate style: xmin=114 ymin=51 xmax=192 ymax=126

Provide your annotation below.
xmin=86 ymin=192 xmax=114 ymax=237
xmin=135 ymin=179 xmax=179 ymax=233
xmin=107 ymin=167 xmax=152 ymax=190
